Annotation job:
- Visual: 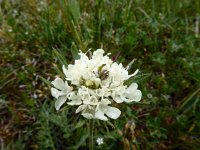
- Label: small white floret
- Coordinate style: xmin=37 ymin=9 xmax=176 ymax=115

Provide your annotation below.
xmin=96 ymin=137 xmax=104 ymax=145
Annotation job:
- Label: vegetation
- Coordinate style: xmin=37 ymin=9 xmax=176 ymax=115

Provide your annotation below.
xmin=0 ymin=0 xmax=199 ymax=149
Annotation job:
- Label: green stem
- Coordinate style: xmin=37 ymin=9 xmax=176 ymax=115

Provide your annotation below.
xmin=89 ymin=119 xmax=94 ymax=150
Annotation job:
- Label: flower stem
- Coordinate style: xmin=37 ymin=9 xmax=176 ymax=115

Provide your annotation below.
xmin=89 ymin=119 xmax=94 ymax=150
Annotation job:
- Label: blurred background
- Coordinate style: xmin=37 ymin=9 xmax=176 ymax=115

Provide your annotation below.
xmin=0 ymin=0 xmax=199 ymax=149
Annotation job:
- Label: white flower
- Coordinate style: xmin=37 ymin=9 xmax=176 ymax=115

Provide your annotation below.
xmin=95 ymin=99 xmax=121 ymax=121
xmin=51 ymin=49 xmax=142 ymax=120
xmin=75 ymin=104 xmax=95 ymax=119
xmin=51 ymin=78 xmax=72 ymax=110
xmin=67 ymin=92 xmax=82 ymax=105
xmin=121 ymin=83 xmax=142 ymax=103
xmin=111 ymin=83 xmax=142 ymax=104
xmin=96 ymin=137 xmax=104 ymax=145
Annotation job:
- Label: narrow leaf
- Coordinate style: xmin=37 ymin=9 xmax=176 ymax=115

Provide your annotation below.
xmin=71 ymin=42 xmax=79 ymax=59
xmin=39 ymin=76 xmax=52 ymax=86
xmin=52 ymin=48 xmax=68 ymax=67
xmin=178 ymin=87 xmax=200 ymax=114
xmin=125 ymin=73 xmax=151 ymax=85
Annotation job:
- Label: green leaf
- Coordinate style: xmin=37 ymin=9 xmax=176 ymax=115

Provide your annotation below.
xmin=177 ymin=87 xmax=200 ymax=114
xmin=68 ymin=0 xmax=81 ymax=24
xmin=53 ymin=66 xmax=65 ymax=79
xmin=74 ymin=120 xmax=86 ymax=129
xmin=39 ymin=76 xmax=53 ymax=86
xmin=67 ymin=129 xmax=89 ymax=150
xmin=71 ymin=42 xmax=80 ymax=59
xmin=125 ymin=73 xmax=151 ymax=85
xmin=52 ymin=48 xmax=68 ymax=67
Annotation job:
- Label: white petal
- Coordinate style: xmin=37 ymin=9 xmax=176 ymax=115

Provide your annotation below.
xmin=51 ymin=88 xmax=65 ymax=99
xmin=129 ymin=69 xmax=139 ymax=78
xmin=62 ymin=65 xmax=68 ymax=77
xmin=55 ymin=96 xmax=67 ymax=110
xmin=67 ymin=93 xmax=82 ymax=105
xmin=75 ymin=105 xmax=87 ymax=113
xmin=52 ymin=78 xmax=67 ymax=91
xmin=104 ymin=106 xmax=121 ymax=119
xmin=95 ymin=110 xmax=108 ymax=121
xmin=120 ymin=96 xmax=129 ymax=102
xmin=82 ymin=112 xmax=94 ymax=119
xmin=67 ymin=101 xmax=81 ymax=105
xmin=89 ymin=96 xmax=98 ymax=105
xmin=82 ymin=93 xmax=90 ymax=102
xmin=126 ymin=59 xmax=136 ymax=70
xmin=101 ymin=99 xmax=111 ymax=105
xmin=79 ymin=52 xmax=89 ymax=62
xmin=132 ymin=90 xmax=142 ymax=102
xmin=127 ymin=83 xmax=138 ymax=92
xmin=123 ymin=90 xmax=142 ymax=102
xmin=112 ymin=95 xmax=123 ymax=103
xmin=92 ymin=49 xmax=104 ymax=59
xmin=65 ymin=81 xmax=73 ymax=91
xmin=124 ymin=83 xmax=142 ymax=102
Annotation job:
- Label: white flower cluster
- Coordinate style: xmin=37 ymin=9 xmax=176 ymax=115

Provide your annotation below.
xmin=51 ymin=49 xmax=142 ymax=121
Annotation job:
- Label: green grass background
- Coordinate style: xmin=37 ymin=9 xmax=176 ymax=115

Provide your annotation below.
xmin=0 ymin=0 xmax=200 ymax=149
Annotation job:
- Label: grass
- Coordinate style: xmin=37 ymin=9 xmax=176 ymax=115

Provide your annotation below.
xmin=0 ymin=0 xmax=200 ymax=149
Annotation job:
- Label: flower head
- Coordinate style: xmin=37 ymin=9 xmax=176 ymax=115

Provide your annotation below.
xmin=96 ymin=137 xmax=104 ymax=145
xmin=51 ymin=49 xmax=142 ymax=121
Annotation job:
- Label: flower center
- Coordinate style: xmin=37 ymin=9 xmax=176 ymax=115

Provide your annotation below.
xmin=80 ymin=77 xmax=100 ymax=89
xmin=97 ymin=64 xmax=109 ymax=80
